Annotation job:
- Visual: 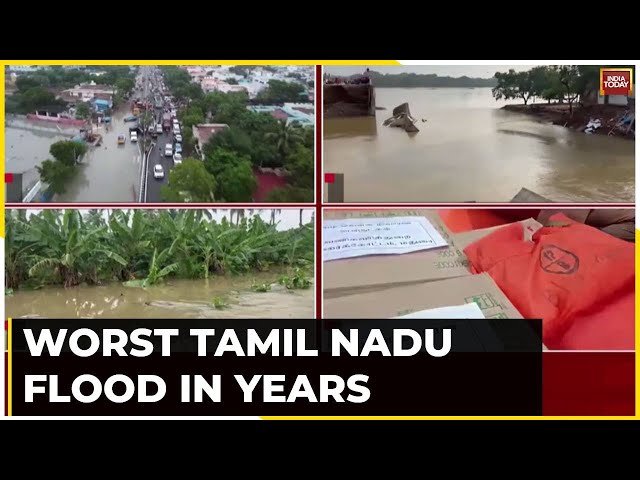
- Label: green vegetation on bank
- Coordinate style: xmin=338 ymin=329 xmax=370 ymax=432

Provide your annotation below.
xmin=492 ymin=65 xmax=635 ymax=113
xmin=5 ymin=209 xmax=314 ymax=290
xmin=363 ymin=71 xmax=497 ymax=88
xmin=158 ymin=66 xmax=314 ymax=203
xmin=6 ymin=66 xmax=137 ymax=114
xmin=37 ymin=140 xmax=88 ymax=195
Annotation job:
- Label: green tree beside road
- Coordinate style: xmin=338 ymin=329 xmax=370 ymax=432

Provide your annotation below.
xmin=36 ymin=161 xmax=77 ymax=195
xmin=37 ymin=140 xmax=89 ymax=195
xmin=161 ymin=159 xmax=217 ymax=203
xmin=75 ymin=102 xmax=91 ymax=119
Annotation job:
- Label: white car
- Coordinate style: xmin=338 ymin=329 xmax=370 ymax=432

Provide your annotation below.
xmin=164 ymin=143 xmax=173 ymax=157
xmin=153 ymin=164 xmax=164 ymax=179
xmin=156 ymin=123 xmax=163 ymax=134
xmin=130 ymin=131 xmax=138 ymax=142
xmin=173 ymin=153 xmax=183 ymax=165
xmin=174 ymin=133 xmax=182 ymax=143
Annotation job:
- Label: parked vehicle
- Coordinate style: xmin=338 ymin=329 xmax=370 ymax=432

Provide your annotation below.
xmin=153 ymin=164 xmax=165 ymax=179
xmin=174 ymin=133 xmax=183 ymax=143
xmin=172 ymin=124 xmax=180 ymax=135
xmin=156 ymin=123 xmax=163 ymax=134
xmin=124 ymin=115 xmax=138 ymax=122
xmin=175 ymin=143 xmax=182 ymax=154
xmin=130 ymin=131 xmax=138 ymax=142
xmin=173 ymin=153 xmax=183 ymax=165
xmin=164 ymin=143 xmax=173 ymax=157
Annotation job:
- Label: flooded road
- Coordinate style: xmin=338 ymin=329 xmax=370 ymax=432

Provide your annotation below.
xmin=57 ymin=106 xmax=141 ymax=202
xmin=323 ymin=88 xmax=635 ymax=203
xmin=6 ymin=275 xmax=314 ymax=319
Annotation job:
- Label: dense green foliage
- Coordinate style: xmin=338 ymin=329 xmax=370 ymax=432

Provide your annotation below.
xmin=161 ymin=159 xmax=217 ymax=203
xmin=255 ymin=79 xmax=306 ymax=104
xmin=36 ymin=140 xmax=88 ymax=195
xmin=75 ymin=102 xmax=91 ymax=119
xmin=6 ymin=66 xmax=136 ymax=114
xmin=492 ymin=65 xmax=635 ymax=113
xmin=5 ymin=209 xmax=314 ymax=290
xmin=159 ymin=67 xmax=314 ymax=202
xmin=365 ymin=71 xmax=497 ymax=88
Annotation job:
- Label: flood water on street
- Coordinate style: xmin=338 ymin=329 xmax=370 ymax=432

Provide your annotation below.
xmin=56 ymin=106 xmax=141 ymax=202
xmin=6 ymin=275 xmax=314 ymax=319
xmin=323 ymin=88 xmax=635 ymax=203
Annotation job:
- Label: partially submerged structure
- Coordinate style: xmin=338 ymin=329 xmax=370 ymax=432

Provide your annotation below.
xmin=382 ymin=103 xmax=419 ymax=133
xmin=323 ymin=74 xmax=375 ymax=117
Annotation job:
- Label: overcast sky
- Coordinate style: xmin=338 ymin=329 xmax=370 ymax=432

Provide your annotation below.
xmin=324 ymin=65 xmax=537 ymax=78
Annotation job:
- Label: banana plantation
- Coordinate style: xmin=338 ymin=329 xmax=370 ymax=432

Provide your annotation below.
xmin=6 ymin=209 xmax=314 ymax=290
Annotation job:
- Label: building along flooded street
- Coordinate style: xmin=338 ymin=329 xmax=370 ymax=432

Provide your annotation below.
xmin=6 ymin=109 xmax=141 ymax=203
xmin=56 ymin=106 xmax=142 ymax=202
xmin=323 ymin=88 xmax=635 ymax=203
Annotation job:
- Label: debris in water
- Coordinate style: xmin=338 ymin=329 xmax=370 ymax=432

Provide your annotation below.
xmin=383 ymin=103 xmax=420 ymax=133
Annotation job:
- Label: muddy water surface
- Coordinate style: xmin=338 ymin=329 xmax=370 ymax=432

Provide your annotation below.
xmin=324 ymin=88 xmax=635 ymax=203
xmin=6 ymin=274 xmax=314 ymax=319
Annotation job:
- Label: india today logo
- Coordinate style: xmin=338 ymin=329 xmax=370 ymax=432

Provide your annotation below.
xmin=600 ymin=68 xmax=633 ymax=96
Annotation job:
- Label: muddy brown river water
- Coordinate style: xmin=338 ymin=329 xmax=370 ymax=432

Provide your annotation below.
xmin=6 ymin=274 xmax=314 ymax=319
xmin=323 ymin=88 xmax=635 ymax=203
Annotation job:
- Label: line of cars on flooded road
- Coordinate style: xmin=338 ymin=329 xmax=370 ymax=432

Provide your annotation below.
xmin=154 ymin=103 xmax=183 ymax=181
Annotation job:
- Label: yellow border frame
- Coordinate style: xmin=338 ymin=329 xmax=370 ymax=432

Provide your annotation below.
xmin=3 ymin=61 xmax=637 ymax=420
xmin=599 ymin=67 xmax=634 ymax=97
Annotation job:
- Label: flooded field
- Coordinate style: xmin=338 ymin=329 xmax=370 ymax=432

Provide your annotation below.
xmin=324 ymin=88 xmax=635 ymax=203
xmin=6 ymin=274 xmax=314 ymax=319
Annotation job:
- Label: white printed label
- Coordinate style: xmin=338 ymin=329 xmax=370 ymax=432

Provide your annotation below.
xmin=323 ymin=216 xmax=448 ymax=262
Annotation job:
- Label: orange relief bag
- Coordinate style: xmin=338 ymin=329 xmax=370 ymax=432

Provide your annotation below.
xmin=463 ymin=213 xmax=634 ymax=347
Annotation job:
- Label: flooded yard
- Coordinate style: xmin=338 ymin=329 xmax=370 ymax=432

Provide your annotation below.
xmin=6 ymin=275 xmax=314 ymax=319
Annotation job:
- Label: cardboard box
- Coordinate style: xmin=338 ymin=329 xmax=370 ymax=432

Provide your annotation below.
xmin=451 ymin=218 xmax=543 ymax=251
xmin=323 ymin=210 xmax=471 ymax=298
xmin=324 ymin=272 xmax=522 ymax=319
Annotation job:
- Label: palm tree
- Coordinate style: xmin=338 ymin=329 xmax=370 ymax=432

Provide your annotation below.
xmin=264 ymin=120 xmax=302 ymax=164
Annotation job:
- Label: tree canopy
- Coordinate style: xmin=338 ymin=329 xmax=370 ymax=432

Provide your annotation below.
xmin=6 ymin=209 xmax=314 ymax=290
xmin=492 ymin=65 xmax=635 ymax=111
xmin=161 ymin=159 xmax=217 ymax=203
xmin=159 ymin=68 xmax=315 ymax=203
xmin=255 ymin=80 xmax=306 ymax=104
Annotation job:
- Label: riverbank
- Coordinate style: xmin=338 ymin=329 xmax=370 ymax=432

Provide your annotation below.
xmin=503 ymin=103 xmax=635 ymax=139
